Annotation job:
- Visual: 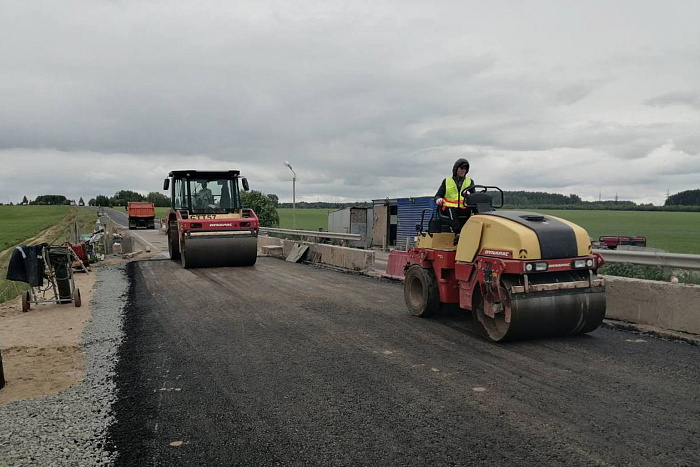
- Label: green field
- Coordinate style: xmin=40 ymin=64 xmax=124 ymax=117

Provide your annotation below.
xmin=276 ymin=208 xmax=700 ymax=254
xmin=539 ymin=210 xmax=700 ymax=254
xmin=0 ymin=206 xmax=73 ymax=251
xmin=0 ymin=206 xmax=99 ymax=303
xmin=150 ymin=206 xmax=700 ymax=254
xmin=277 ymin=208 xmax=330 ymax=230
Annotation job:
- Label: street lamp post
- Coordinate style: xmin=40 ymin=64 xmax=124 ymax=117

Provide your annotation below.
xmin=284 ymin=161 xmax=297 ymax=229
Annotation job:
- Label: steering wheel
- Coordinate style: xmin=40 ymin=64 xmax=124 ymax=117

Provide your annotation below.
xmin=461 ymin=184 xmax=489 ymax=197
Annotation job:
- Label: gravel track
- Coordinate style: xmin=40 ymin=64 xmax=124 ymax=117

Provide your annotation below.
xmin=0 ymin=265 xmax=127 ymax=467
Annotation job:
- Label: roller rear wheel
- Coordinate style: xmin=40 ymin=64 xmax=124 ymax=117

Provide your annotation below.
xmin=404 ymin=265 xmax=440 ymax=317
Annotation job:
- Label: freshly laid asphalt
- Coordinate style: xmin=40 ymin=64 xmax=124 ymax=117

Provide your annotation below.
xmin=108 ymin=257 xmax=699 ymax=466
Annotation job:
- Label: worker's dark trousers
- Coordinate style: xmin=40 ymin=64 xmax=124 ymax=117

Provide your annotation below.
xmin=443 ymin=207 xmax=470 ymax=234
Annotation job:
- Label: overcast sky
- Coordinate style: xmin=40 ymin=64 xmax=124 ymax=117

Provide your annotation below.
xmin=1 ymin=1 xmax=699 ymax=205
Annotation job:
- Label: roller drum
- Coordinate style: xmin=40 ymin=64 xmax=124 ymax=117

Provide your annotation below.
xmin=475 ymin=285 xmax=606 ymax=342
xmin=180 ymin=234 xmax=258 ymax=268
xmin=506 ymin=288 xmax=606 ymax=341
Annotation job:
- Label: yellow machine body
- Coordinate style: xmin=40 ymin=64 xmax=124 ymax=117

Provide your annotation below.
xmin=455 ymin=214 xmax=592 ymax=263
xmin=415 ymin=233 xmax=457 ymax=251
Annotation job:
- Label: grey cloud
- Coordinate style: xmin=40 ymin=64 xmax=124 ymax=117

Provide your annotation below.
xmin=553 ymin=83 xmax=594 ymax=105
xmin=1 ymin=1 xmax=699 ymax=205
xmin=645 ymin=91 xmax=700 ymax=110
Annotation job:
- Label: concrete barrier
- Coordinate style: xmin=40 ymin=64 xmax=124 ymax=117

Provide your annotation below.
xmin=259 ymin=237 xmax=699 ymax=336
xmin=258 ymin=236 xmax=374 ymax=271
xmin=603 ymin=276 xmax=700 ymax=335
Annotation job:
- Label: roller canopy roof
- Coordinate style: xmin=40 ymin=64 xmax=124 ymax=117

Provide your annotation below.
xmin=168 ymin=170 xmax=241 ymax=178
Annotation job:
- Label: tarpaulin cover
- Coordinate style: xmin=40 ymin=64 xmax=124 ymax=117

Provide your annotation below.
xmin=6 ymin=244 xmax=48 ymax=286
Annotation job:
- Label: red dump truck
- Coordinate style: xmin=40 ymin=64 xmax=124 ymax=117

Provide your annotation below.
xmin=128 ymin=202 xmax=156 ymax=229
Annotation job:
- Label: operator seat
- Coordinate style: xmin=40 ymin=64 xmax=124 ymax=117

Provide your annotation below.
xmin=466 ymin=193 xmax=495 ymax=214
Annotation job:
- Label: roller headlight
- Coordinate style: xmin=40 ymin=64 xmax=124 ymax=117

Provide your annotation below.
xmin=535 ymin=262 xmax=548 ymax=271
xmin=573 ymin=259 xmax=587 ymax=268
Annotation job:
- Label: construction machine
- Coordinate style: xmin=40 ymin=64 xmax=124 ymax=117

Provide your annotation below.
xmin=128 ymin=201 xmax=156 ymax=229
xmin=163 ymin=170 xmax=259 ymax=268
xmin=597 ymin=235 xmax=647 ymax=250
xmin=395 ymin=186 xmax=606 ymax=342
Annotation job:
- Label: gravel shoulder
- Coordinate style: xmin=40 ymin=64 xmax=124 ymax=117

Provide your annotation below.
xmin=0 ymin=263 xmax=128 ymax=467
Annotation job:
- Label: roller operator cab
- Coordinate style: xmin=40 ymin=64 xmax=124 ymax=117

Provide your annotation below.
xmin=404 ymin=186 xmax=606 ymax=342
xmin=163 ymin=170 xmax=259 ymax=269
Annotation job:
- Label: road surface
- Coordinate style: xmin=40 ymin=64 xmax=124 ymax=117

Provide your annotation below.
xmin=102 ymin=207 xmax=169 ymax=255
xmin=108 ymin=257 xmax=699 ymax=466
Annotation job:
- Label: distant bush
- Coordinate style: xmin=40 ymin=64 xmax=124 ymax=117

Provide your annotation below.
xmin=241 ymin=190 xmax=279 ymax=227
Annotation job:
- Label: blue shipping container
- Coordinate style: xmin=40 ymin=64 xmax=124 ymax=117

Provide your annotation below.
xmin=397 ymin=196 xmax=436 ymax=249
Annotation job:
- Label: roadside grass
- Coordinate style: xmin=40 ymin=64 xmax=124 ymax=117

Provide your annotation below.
xmin=154 ymin=207 xmax=169 ymax=219
xmin=0 ymin=207 xmax=98 ymax=304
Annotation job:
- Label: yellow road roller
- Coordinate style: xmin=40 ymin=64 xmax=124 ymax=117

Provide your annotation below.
xmin=396 ymin=185 xmax=606 ymax=342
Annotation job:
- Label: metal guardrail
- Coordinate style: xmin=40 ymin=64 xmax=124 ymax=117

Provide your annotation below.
xmin=259 ymin=227 xmax=361 ymax=241
xmin=594 ymin=249 xmax=700 ymax=270
xmin=257 ymin=231 xmax=700 ymax=269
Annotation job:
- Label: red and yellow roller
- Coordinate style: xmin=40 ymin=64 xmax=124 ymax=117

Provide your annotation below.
xmin=163 ymin=170 xmax=258 ymax=269
xmin=395 ymin=186 xmax=606 ymax=342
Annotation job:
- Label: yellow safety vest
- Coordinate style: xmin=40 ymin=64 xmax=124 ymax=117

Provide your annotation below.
xmin=444 ymin=177 xmax=471 ymax=209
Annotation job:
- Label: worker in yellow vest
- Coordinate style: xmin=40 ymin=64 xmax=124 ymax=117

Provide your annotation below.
xmin=434 ymin=158 xmax=475 ymax=235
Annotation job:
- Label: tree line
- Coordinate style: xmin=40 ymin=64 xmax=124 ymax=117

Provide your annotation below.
xmin=5 ymin=188 xmax=699 ymax=212
xmin=665 ymin=189 xmax=700 ymax=206
xmin=89 ymin=190 xmax=171 ymax=207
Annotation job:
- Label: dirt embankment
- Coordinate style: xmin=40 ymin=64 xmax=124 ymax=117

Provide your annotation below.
xmin=0 ymin=269 xmax=96 ymax=404
xmin=0 ymin=211 xmax=101 ymax=405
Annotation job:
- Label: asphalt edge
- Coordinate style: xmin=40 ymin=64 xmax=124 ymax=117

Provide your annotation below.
xmin=297 ymin=258 xmax=700 ymax=347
